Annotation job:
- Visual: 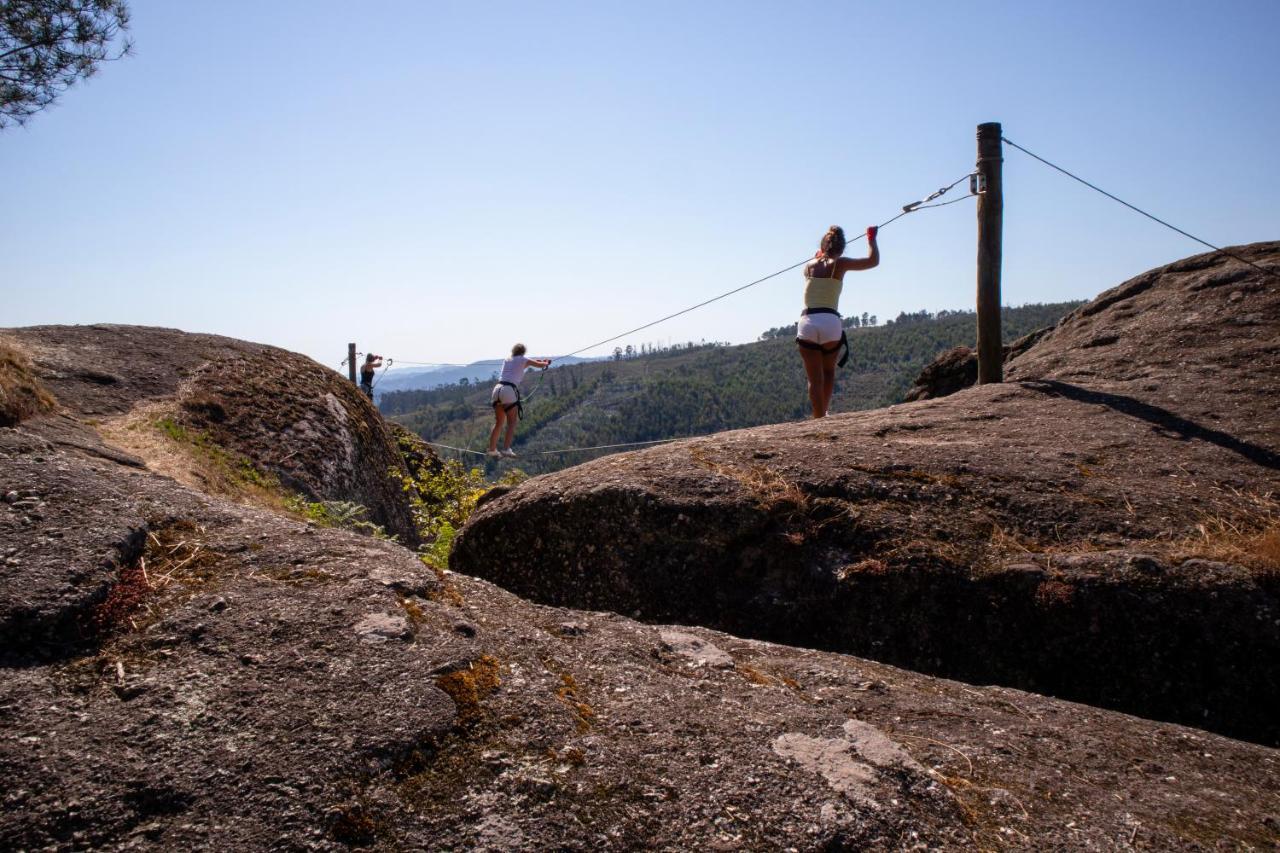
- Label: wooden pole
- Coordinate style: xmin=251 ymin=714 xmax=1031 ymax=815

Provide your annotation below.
xmin=348 ymin=343 xmax=357 ymax=385
xmin=976 ymin=122 xmax=1004 ymax=384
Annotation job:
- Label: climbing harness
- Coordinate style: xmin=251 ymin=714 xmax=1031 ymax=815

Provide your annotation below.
xmin=495 ymin=380 xmax=523 ymax=419
xmin=494 ymin=364 xmax=551 ymax=419
xmin=795 ymin=308 xmax=850 ymax=367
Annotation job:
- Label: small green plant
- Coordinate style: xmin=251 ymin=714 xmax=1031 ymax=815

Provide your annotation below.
xmin=393 ymin=460 xmax=525 ymax=568
xmin=156 ymin=416 xmax=189 ymax=442
xmin=283 ymin=495 xmax=395 ymax=540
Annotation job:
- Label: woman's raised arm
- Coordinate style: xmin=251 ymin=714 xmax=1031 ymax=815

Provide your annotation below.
xmin=838 ymin=226 xmax=879 ymax=273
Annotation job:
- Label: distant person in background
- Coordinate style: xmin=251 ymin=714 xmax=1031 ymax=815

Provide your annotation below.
xmin=488 ymin=343 xmax=551 ymax=458
xmin=360 ymin=353 xmax=383 ymax=399
xmin=796 ymin=225 xmax=879 ymax=418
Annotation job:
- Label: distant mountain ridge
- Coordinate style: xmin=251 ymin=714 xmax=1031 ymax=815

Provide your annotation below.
xmin=382 ymin=302 xmax=1083 ymax=473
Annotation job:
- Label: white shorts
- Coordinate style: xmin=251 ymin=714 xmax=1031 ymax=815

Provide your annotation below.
xmin=491 ymin=384 xmax=518 ymax=406
xmin=796 ymin=312 xmax=843 ymax=345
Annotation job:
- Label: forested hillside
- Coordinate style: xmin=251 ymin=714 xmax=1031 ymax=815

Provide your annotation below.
xmin=383 ymin=303 xmax=1080 ymax=474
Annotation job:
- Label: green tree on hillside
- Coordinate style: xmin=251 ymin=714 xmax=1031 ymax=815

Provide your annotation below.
xmin=1 ymin=0 xmax=131 ymax=129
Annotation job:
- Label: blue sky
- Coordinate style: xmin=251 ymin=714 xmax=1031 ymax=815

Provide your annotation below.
xmin=4 ymin=0 xmax=1277 ymax=370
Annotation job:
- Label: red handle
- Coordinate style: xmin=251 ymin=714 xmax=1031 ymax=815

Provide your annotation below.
xmin=866 ymin=226 xmax=878 ymax=241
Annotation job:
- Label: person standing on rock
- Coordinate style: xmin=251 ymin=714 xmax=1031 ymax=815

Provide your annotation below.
xmin=796 ymin=225 xmax=879 ymax=417
xmin=488 ymin=343 xmax=552 ymax=458
xmin=359 ymin=353 xmax=383 ymax=399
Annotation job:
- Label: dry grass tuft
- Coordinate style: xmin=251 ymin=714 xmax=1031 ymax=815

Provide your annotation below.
xmin=1177 ymin=492 xmax=1280 ymax=571
xmin=689 ymin=447 xmax=809 ymax=516
xmin=87 ymin=520 xmax=223 ymax=638
xmin=0 ymin=340 xmax=55 ymax=426
xmin=984 ymin=491 xmax=1280 ymax=577
xmin=987 ymin=522 xmax=1046 ymax=556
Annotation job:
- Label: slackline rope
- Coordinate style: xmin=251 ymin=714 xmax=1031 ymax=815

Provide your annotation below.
xmin=423 ymin=436 xmax=683 ymax=458
xmin=422 ymin=441 xmax=488 ymax=457
xmin=1002 ymin=136 xmax=1280 ymax=283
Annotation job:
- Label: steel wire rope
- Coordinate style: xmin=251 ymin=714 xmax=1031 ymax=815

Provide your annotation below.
xmin=389 ymin=359 xmax=470 ymax=367
xmin=555 ymin=171 xmax=976 ymax=360
xmin=538 ymin=437 xmax=682 ymax=454
xmin=385 ymin=170 xmax=976 ymax=370
xmin=422 ymin=440 xmax=488 ymax=457
xmin=1002 ymin=136 xmax=1279 ymax=283
xmin=422 ymin=436 xmax=687 ymax=458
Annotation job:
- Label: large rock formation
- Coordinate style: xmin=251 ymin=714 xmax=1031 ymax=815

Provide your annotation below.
xmin=453 ymin=242 xmax=1280 ymax=745
xmin=1 ymin=324 xmax=426 ymax=544
xmin=902 ymin=326 xmax=1051 ymax=402
xmin=2 ymin=249 xmax=1280 ymax=849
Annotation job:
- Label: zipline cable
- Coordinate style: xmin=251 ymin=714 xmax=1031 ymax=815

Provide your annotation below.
xmin=381 ymin=170 xmax=976 ymax=373
xmin=391 ymin=359 xmax=471 ymax=367
xmin=555 ymin=171 xmax=976 ymax=360
xmin=1002 ymin=136 xmax=1280 ymax=283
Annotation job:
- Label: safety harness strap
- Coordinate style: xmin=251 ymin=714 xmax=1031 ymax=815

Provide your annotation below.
xmin=497 ymin=380 xmax=523 ymax=419
xmin=797 ymin=309 xmax=850 ymax=367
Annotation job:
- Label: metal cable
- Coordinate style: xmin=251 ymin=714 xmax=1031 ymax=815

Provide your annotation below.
xmin=1002 ymin=136 xmax=1279 ymax=283
xmin=422 ymin=440 xmax=488 ymax=457
xmin=538 ymin=437 xmax=681 ymax=454
xmin=913 ymin=193 xmax=976 ymax=211
xmin=377 ymin=171 xmax=976 ymax=370
xmin=557 ymin=171 xmax=976 ymax=359
xmin=423 ymin=436 xmax=682 ymax=457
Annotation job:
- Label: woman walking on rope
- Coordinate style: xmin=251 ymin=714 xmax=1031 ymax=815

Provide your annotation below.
xmin=487 ymin=343 xmax=552 ymax=458
xmin=796 ymin=225 xmax=879 ymax=418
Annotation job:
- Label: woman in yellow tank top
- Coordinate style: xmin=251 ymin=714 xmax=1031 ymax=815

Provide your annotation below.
xmin=796 ymin=224 xmax=879 ymax=417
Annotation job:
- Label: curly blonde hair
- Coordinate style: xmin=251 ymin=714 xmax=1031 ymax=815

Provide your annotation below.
xmin=511 ymin=343 xmax=527 ymax=356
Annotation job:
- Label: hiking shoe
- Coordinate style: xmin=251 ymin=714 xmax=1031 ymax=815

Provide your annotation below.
xmin=501 ymin=448 xmax=517 ymax=458
xmin=486 ymin=449 xmax=501 ymax=459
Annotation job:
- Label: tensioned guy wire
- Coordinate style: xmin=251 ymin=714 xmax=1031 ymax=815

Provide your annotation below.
xmin=1002 ymin=136 xmax=1279 ymax=283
